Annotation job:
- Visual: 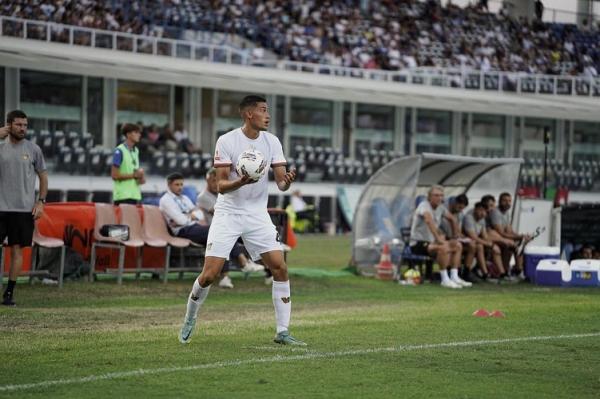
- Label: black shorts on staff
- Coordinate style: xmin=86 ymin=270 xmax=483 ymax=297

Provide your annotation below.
xmin=0 ymin=212 xmax=35 ymax=247
xmin=410 ymin=240 xmax=432 ymax=256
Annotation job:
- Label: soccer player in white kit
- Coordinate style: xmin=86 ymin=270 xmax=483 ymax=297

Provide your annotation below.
xmin=179 ymin=95 xmax=306 ymax=346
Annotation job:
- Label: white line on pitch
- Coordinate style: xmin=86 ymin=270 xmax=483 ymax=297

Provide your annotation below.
xmin=1 ymin=332 xmax=598 ymax=392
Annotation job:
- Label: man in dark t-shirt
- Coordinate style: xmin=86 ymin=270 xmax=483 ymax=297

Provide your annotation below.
xmin=0 ymin=110 xmax=48 ymax=306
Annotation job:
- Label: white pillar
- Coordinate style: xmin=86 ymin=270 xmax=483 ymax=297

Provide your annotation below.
xmin=81 ymin=76 xmax=88 ymax=134
xmin=394 ymin=106 xmax=405 ymax=155
xmin=184 ymin=86 xmax=202 ymax=148
xmin=283 ymin=95 xmax=291 ymax=155
xmin=102 ymin=78 xmax=117 ymax=148
xmin=5 ymin=68 xmax=19 ymax=112
xmin=349 ymin=102 xmax=357 ymax=159
xmin=332 ymin=100 xmax=343 ymax=152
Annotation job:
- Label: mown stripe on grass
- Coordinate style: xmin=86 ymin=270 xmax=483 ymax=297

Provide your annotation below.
xmin=1 ymin=332 xmax=599 ymax=392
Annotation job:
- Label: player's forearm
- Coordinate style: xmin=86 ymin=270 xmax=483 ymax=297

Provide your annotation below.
xmin=38 ymin=172 xmax=48 ymax=200
xmin=218 ymin=178 xmax=244 ymax=194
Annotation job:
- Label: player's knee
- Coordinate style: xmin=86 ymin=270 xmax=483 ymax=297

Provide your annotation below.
xmin=468 ymin=241 xmax=477 ymax=251
xmin=269 ymin=261 xmax=287 ymax=273
xmin=492 ymin=244 xmax=501 ymax=255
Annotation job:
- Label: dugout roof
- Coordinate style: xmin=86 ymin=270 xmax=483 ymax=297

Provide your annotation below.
xmin=352 ymin=153 xmax=523 ymax=274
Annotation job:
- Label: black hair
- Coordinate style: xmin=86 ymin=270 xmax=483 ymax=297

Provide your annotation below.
xmin=454 ymin=194 xmax=469 ymax=206
xmin=6 ymin=110 xmax=27 ymax=124
xmin=167 ymin=172 xmax=184 ymax=183
xmin=121 ymin=123 xmax=141 ymax=136
xmin=481 ymin=194 xmax=495 ymax=205
xmin=474 ymin=201 xmax=486 ymax=209
xmin=239 ymin=95 xmax=267 ymax=114
xmin=499 ymin=192 xmax=511 ymax=201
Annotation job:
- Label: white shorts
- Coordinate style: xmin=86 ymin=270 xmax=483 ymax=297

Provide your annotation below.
xmin=205 ymin=212 xmax=282 ymax=261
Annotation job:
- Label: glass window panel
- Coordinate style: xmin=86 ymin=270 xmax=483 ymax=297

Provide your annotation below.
xmin=354 ymin=104 xmax=394 ymax=157
xmin=117 ymin=80 xmax=170 ymax=126
xmin=416 ymin=109 xmax=451 ymax=154
xmin=470 ymin=113 xmax=505 ymax=157
xmin=20 ymin=70 xmax=82 ymax=133
xmin=573 ymin=121 xmax=600 ymax=161
xmin=215 ymin=90 xmax=256 ymax=134
xmin=289 ymin=97 xmax=333 ymax=147
xmin=87 ymin=77 xmax=103 ymax=145
xmin=519 ymin=117 xmax=556 ymax=159
xmin=0 ymin=67 xmax=4 ymax=120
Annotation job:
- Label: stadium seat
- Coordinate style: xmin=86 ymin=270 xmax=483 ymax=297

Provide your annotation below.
xmin=141 ymin=205 xmax=200 ymax=282
xmin=39 ymin=130 xmax=53 ymax=157
xmin=52 ymin=131 xmax=66 ymax=158
xmin=30 ymin=222 xmax=66 ymax=288
xmin=72 ymin=147 xmax=86 ymax=174
xmin=89 ymin=203 xmax=143 ymax=284
xmin=56 ymin=147 xmax=73 ymax=172
xmin=91 ymin=190 xmax=112 ymax=204
xmin=66 ymin=190 xmax=89 ymax=202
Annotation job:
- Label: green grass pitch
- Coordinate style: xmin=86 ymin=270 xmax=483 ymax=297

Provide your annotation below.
xmin=1 ymin=235 xmax=599 ymax=398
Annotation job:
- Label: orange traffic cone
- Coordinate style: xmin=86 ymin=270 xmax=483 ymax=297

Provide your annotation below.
xmin=376 ymin=243 xmax=395 ymax=280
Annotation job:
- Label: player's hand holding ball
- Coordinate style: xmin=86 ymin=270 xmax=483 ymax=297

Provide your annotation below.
xmin=236 ymin=149 xmax=266 ymax=185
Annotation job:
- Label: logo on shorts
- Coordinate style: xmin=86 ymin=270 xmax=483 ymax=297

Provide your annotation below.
xmin=207 ymin=243 xmax=212 ymax=250
xmin=214 ymin=149 xmax=220 ymax=161
xmin=281 ymin=297 xmax=290 ymax=304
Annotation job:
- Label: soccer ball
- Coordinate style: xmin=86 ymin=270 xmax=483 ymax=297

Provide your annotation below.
xmin=236 ymin=149 xmax=267 ymax=180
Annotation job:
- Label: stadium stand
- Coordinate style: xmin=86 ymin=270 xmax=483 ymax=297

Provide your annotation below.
xmin=3 ymin=0 xmax=598 ymax=77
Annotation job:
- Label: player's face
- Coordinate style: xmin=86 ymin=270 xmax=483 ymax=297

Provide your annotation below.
xmin=249 ymin=102 xmax=270 ymax=130
xmin=499 ymin=195 xmax=512 ymax=211
xmin=127 ymin=130 xmax=141 ymax=144
xmin=9 ymin=117 xmax=27 ymax=141
xmin=169 ymin=179 xmax=184 ymax=195
xmin=428 ymin=189 xmax=443 ymax=207
xmin=474 ymin=207 xmax=486 ymax=219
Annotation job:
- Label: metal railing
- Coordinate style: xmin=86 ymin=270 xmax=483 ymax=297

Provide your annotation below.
xmin=1 ymin=15 xmax=599 ymax=97
xmin=251 ymin=60 xmax=600 ymax=97
xmin=0 ymin=16 xmax=249 ymax=65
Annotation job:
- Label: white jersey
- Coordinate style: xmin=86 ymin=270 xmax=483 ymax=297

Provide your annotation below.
xmin=213 ymin=128 xmax=286 ymax=215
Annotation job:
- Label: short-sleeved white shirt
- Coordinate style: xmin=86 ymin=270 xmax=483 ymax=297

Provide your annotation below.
xmin=213 ymin=128 xmax=286 ymax=215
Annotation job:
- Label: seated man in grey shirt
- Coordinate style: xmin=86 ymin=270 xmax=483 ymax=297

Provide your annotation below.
xmin=440 ymin=194 xmax=476 ymax=280
xmin=409 ymin=185 xmax=471 ymax=289
xmin=463 ymin=202 xmax=506 ymax=282
xmin=484 ymin=193 xmax=531 ymax=279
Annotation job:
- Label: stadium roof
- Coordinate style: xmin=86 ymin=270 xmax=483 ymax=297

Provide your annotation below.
xmin=1 ymin=37 xmax=599 ymax=122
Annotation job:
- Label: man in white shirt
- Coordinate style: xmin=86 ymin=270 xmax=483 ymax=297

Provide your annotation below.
xmin=197 ymin=167 xmax=269 ymax=284
xmin=160 ymin=172 xmax=261 ymax=289
xmin=179 ymin=95 xmax=305 ymax=346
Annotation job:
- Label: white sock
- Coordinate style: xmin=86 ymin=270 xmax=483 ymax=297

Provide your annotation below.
xmin=185 ymin=279 xmax=210 ymax=321
xmin=450 ymin=268 xmax=460 ymax=281
xmin=440 ymin=269 xmax=450 ymax=283
xmin=272 ymin=280 xmax=291 ymax=334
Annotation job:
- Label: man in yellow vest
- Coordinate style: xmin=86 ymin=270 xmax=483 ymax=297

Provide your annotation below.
xmin=112 ymin=123 xmax=145 ymax=205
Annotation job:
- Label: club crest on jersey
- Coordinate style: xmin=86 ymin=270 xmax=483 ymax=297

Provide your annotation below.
xmin=281 ymin=297 xmax=290 ymax=304
xmin=207 ymin=243 xmax=212 ymax=250
xmin=22 ymin=154 xmax=29 ymax=160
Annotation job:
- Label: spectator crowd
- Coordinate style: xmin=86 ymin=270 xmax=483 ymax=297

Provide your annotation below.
xmin=2 ymin=0 xmax=599 ymax=77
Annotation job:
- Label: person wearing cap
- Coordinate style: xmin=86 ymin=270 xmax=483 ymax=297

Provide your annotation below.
xmin=112 ymin=123 xmax=145 ymax=205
